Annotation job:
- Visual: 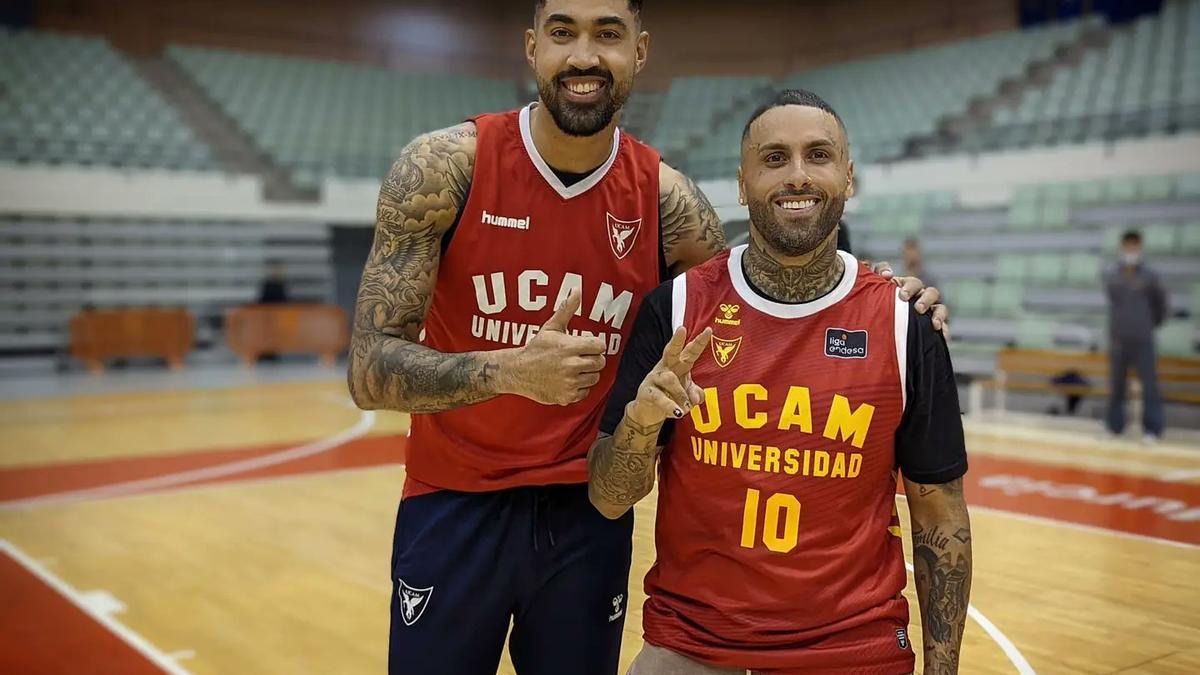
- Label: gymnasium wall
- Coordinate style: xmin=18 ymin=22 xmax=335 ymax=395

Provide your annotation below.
xmin=5 ymin=134 xmax=1199 ymax=225
xmin=30 ymin=0 xmax=1016 ymax=84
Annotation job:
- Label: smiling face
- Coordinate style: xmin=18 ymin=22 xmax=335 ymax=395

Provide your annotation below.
xmin=526 ymin=0 xmax=648 ymax=136
xmin=738 ymin=104 xmax=854 ymax=257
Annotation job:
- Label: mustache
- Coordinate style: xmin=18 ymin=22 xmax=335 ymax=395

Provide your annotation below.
xmin=555 ymin=67 xmax=614 ymax=85
xmin=769 ymin=187 xmax=825 ymax=202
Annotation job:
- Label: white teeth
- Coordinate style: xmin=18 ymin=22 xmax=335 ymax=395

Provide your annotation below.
xmin=567 ymin=82 xmax=600 ymax=94
xmin=780 ymin=199 xmax=816 ymax=210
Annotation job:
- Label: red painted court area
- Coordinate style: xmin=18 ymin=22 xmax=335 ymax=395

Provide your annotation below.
xmin=0 ymin=547 xmax=161 ymax=675
xmin=0 ymin=434 xmax=408 ymax=505
xmin=0 ymin=434 xmax=1195 ymax=546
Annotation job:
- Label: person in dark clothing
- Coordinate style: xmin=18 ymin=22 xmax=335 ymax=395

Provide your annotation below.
xmin=836 ymin=219 xmax=852 ymax=253
xmin=1103 ymin=230 xmax=1168 ymax=441
xmin=258 ymin=262 xmax=289 ymax=304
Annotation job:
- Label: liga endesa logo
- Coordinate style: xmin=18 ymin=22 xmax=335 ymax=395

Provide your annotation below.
xmin=825 ymin=328 xmax=868 ymax=359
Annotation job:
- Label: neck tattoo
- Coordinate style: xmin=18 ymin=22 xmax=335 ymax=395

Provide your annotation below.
xmin=742 ymin=234 xmax=845 ymax=304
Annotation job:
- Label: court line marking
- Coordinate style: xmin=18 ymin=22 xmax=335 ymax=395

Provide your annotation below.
xmin=0 ymin=539 xmax=192 ymax=675
xmin=0 ymin=410 xmax=377 ymax=511
xmin=902 ymin=562 xmax=1036 ymax=675
xmin=969 ymin=503 xmax=1198 ymax=550
xmin=1162 ymin=467 xmax=1200 ymax=482
xmin=895 ymin=496 xmax=1036 ymax=674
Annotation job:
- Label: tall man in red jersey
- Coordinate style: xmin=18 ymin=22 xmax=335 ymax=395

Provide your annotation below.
xmin=590 ymin=89 xmax=972 ymax=675
xmin=349 ymin=0 xmax=947 ymax=670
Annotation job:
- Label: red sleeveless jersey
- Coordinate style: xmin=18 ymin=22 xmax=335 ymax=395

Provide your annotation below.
xmin=405 ymin=105 xmax=662 ymax=497
xmin=644 ymin=246 xmax=914 ymax=673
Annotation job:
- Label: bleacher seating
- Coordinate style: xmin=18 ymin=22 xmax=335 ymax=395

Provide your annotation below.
xmin=167 ymin=46 xmax=521 ymax=188
xmin=852 ymin=176 xmax=1200 ymax=373
xmin=979 ymin=0 xmax=1200 ymax=151
xmin=675 ymin=19 xmax=1091 ymax=178
xmin=0 ymin=217 xmax=335 ymax=354
xmin=0 ymin=30 xmax=215 ymax=171
xmin=650 ymin=75 xmax=769 ymax=173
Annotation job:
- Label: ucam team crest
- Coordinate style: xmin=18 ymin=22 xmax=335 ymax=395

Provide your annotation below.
xmin=710 ymin=335 xmax=742 ymax=368
xmin=606 ymin=212 xmax=642 ymax=260
xmin=397 ymin=579 xmax=433 ymax=626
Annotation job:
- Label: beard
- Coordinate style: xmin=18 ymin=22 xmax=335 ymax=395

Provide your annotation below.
xmin=747 ymin=187 xmax=846 ymax=257
xmin=536 ymin=66 xmax=632 ymax=137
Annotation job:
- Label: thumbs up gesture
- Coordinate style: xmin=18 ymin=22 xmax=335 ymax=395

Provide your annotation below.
xmin=626 ymin=326 xmax=712 ymax=426
xmin=510 ymin=288 xmax=609 ymax=405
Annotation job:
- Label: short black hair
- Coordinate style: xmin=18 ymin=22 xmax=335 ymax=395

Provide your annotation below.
xmin=1121 ymin=229 xmax=1142 ymax=244
xmin=742 ymin=88 xmax=847 ymax=146
xmin=534 ymin=0 xmax=643 ymax=21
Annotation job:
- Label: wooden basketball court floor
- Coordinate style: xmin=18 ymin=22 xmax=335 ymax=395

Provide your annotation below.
xmin=1 ymin=371 xmax=1198 ymax=674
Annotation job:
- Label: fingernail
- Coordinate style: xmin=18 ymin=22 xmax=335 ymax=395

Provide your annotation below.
xmin=673 ymin=408 xmax=683 ymax=418
xmin=900 ymin=291 xmax=910 ymax=300
xmin=916 ymin=302 xmax=926 ymax=311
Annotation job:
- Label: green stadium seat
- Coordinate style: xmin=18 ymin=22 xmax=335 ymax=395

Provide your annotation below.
xmin=1028 ymin=254 xmax=1064 ymax=284
xmin=1138 ymin=175 xmax=1174 ymax=202
xmin=1158 ymin=321 xmax=1197 ymax=357
xmin=1065 ymin=253 xmax=1101 ymax=286
xmin=1176 ymin=174 xmax=1200 ymax=199
xmin=1182 ymin=222 xmax=1200 ymax=253
xmin=996 ymin=255 xmax=1028 ymax=281
xmin=1105 ymin=177 xmax=1139 ymax=203
xmin=948 ymin=281 xmax=989 ymax=317
xmin=1040 ymin=198 xmax=1070 ymax=227
xmin=1017 ymin=317 xmax=1057 ymax=349
xmin=990 ymin=283 xmax=1024 ymax=317
xmin=1140 ymin=223 xmax=1177 ymax=254
xmin=1009 ymin=199 xmax=1040 ymax=229
xmin=1070 ymin=180 xmax=1106 ymax=205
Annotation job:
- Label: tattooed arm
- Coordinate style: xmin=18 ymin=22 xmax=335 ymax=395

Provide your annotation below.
xmin=589 ymin=327 xmax=710 ymax=518
xmin=347 ymin=123 xmax=502 ymax=413
xmin=659 ymin=162 xmax=727 ymax=275
xmin=348 ymin=123 xmax=606 ymax=413
xmin=588 ymin=282 xmax=711 ymax=519
xmin=904 ymin=478 xmax=973 ymax=675
xmin=588 ymin=416 xmax=663 ymax=520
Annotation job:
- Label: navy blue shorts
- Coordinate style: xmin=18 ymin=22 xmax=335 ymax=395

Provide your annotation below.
xmin=389 ymin=483 xmax=634 ymax=675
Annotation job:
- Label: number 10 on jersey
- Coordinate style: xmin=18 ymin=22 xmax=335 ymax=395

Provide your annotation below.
xmin=740 ymin=488 xmax=802 ymax=553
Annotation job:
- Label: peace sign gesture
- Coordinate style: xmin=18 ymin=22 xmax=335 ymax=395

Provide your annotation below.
xmin=626 ymin=326 xmax=713 ymax=425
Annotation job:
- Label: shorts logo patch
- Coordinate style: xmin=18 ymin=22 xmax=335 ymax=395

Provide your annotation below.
xmin=825 ymin=327 xmax=868 ymax=359
xmin=895 ymin=628 xmax=909 ymax=650
xmin=608 ymin=593 xmax=625 ymax=623
xmin=397 ymin=579 xmax=433 ymax=626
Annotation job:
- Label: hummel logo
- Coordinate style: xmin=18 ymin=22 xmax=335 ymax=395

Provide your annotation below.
xmin=608 ymin=593 xmax=625 ymax=623
xmin=482 ymin=209 xmax=530 ymax=230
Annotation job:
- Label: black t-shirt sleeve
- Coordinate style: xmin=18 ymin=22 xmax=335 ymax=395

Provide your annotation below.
xmin=895 ymin=305 xmax=968 ymax=484
xmin=599 ymin=281 xmax=676 ymax=443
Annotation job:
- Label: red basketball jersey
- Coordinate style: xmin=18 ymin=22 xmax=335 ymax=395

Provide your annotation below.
xmin=405 ymin=105 xmax=662 ymax=497
xmin=643 ymin=246 xmax=914 ymax=673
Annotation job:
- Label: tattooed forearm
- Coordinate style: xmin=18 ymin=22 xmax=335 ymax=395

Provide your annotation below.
xmin=742 ymin=230 xmax=844 ymax=303
xmin=348 ymin=123 xmax=510 ymax=414
xmin=659 ymin=164 xmax=727 ymax=274
xmin=587 ymin=410 xmax=663 ymax=518
xmin=907 ymin=478 xmax=972 ymax=675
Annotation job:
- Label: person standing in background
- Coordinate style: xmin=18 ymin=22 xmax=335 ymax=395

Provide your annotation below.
xmin=1103 ymin=230 xmax=1168 ymax=443
xmin=902 ymin=237 xmax=938 ymax=292
xmin=258 ymin=261 xmax=290 ymax=304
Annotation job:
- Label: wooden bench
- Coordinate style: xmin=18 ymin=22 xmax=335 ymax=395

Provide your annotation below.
xmin=968 ymin=348 xmax=1200 ymax=415
xmin=69 ymin=308 xmax=194 ymax=373
xmin=225 ymin=304 xmax=349 ymax=367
